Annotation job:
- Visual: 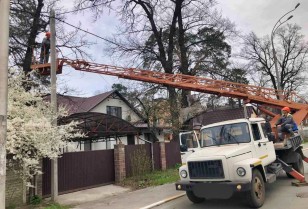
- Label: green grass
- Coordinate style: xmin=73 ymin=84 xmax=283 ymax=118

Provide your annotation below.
xmin=118 ymin=167 xmax=180 ymax=190
xmin=16 ymin=202 xmax=71 ymax=209
xmin=43 ymin=203 xmax=70 ymax=209
xmin=302 ymin=136 xmax=308 ymax=143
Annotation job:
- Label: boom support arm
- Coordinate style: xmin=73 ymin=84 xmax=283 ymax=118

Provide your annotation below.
xmin=33 ymin=58 xmax=308 ymax=125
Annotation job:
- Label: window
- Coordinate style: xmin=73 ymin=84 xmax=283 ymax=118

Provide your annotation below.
xmin=107 ymin=106 xmax=122 ymax=118
xmin=180 ymin=132 xmax=199 ymax=148
xmin=261 ymin=122 xmax=274 ymax=141
xmin=200 ymin=122 xmax=250 ymax=147
xmin=251 ymin=124 xmax=261 ymax=141
xmin=127 ymin=135 xmax=135 ymax=145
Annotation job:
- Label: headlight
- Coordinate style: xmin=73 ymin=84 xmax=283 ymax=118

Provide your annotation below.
xmin=180 ymin=170 xmax=188 ymax=178
xmin=237 ymin=167 xmax=246 ymax=176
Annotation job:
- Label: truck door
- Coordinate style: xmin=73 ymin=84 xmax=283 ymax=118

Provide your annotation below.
xmin=251 ymin=123 xmax=273 ymax=165
xmin=179 ymin=131 xmax=201 ymax=163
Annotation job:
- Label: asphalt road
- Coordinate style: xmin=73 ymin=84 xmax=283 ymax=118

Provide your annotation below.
xmin=153 ymin=149 xmax=308 ymax=209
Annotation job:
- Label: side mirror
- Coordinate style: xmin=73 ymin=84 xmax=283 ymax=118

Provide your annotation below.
xmin=180 ymin=144 xmax=188 ymax=152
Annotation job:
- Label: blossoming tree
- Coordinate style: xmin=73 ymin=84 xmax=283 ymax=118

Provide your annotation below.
xmin=6 ymin=73 xmax=84 ymax=184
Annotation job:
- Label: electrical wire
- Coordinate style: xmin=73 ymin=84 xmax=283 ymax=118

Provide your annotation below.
xmin=56 ymin=3 xmax=105 ymax=15
xmin=41 ymin=13 xmax=122 ymax=47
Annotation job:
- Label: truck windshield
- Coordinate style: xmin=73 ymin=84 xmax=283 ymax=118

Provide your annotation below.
xmin=200 ymin=122 xmax=250 ymax=147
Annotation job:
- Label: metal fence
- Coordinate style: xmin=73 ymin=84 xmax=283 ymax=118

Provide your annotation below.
xmin=42 ymin=149 xmax=114 ymax=196
xmin=42 ymin=141 xmax=181 ymax=196
xmin=165 ymin=141 xmax=181 ymax=168
xmin=124 ymin=141 xmax=180 ymax=177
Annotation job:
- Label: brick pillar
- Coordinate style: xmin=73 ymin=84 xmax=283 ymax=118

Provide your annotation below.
xmin=160 ymin=142 xmax=167 ymax=170
xmin=114 ymin=144 xmax=126 ymax=182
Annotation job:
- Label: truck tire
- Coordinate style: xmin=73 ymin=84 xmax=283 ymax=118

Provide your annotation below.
xmin=293 ymin=153 xmax=304 ymax=174
xmin=246 ymin=169 xmax=265 ymax=208
xmin=286 ymin=153 xmax=304 ymax=178
xmin=186 ymin=191 xmax=205 ymax=204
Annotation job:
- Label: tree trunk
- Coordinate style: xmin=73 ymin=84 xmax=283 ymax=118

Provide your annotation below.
xmin=181 ymin=90 xmax=189 ymax=108
xmin=22 ymin=0 xmax=45 ymax=75
xmin=167 ymin=86 xmax=180 ymax=141
xmin=177 ymin=0 xmax=190 ymax=108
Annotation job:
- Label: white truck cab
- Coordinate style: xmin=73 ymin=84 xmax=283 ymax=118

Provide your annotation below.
xmin=176 ymin=118 xmax=283 ymax=208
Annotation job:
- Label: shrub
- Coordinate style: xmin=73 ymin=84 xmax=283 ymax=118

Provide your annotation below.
xmin=130 ymin=146 xmax=152 ymax=178
xmin=30 ymin=195 xmax=42 ymax=205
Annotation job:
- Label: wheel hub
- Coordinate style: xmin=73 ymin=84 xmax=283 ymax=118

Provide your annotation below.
xmin=254 ymin=177 xmax=263 ymax=199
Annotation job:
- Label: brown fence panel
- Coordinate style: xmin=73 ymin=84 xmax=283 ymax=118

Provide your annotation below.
xmin=42 ymin=158 xmax=51 ymax=196
xmin=125 ymin=144 xmax=151 ymax=177
xmin=42 ymin=149 xmax=114 ymax=196
xmin=153 ymin=143 xmax=161 ymax=170
xmin=165 ymin=141 xmax=181 ymax=168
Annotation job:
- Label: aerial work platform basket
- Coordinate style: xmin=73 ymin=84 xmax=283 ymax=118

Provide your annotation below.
xmin=30 ymin=59 xmax=64 ymax=75
xmin=30 ymin=44 xmax=63 ymax=75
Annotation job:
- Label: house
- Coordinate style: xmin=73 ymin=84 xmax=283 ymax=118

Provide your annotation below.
xmin=6 ymin=90 xmax=177 ymax=207
xmin=49 ymin=90 xmax=170 ymax=151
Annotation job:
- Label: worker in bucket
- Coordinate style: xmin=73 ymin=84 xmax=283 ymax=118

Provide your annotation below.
xmin=275 ymin=106 xmax=298 ymax=137
xmin=39 ymin=32 xmax=51 ymax=64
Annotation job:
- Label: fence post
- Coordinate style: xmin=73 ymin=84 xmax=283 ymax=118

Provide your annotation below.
xmin=114 ymin=144 xmax=126 ymax=182
xmin=159 ymin=142 xmax=167 ymax=170
xmin=35 ymin=160 xmax=43 ymax=197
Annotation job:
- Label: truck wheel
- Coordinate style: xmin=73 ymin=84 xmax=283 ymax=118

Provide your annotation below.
xmin=186 ymin=191 xmax=205 ymax=204
xmin=293 ymin=153 xmax=304 ymax=174
xmin=246 ymin=169 xmax=265 ymax=208
xmin=286 ymin=153 xmax=304 ymax=178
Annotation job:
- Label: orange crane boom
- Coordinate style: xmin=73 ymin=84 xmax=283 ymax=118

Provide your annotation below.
xmin=31 ymin=58 xmax=308 ymax=125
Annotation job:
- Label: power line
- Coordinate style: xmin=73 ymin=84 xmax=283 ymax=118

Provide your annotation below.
xmin=57 ymin=3 xmax=105 ymax=15
xmin=44 ymin=13 xmax=121 ymax=47
xmin=49 ymin=16 xmax=122 ymax=47
xmin=10 ymin=3 xmax=104 ymax=15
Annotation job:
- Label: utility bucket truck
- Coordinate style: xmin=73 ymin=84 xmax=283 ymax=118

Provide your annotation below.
xmin=175 ymin=115 xmax=307 ymax=208
xmin=32 ymin=58 xmax=308 ymax=208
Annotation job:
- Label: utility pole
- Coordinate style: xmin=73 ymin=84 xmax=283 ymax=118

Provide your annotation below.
xmin=50 ymin=9 xmax=58 ymax=202
xmin=0 ymin=0 xmax=10 ymax=208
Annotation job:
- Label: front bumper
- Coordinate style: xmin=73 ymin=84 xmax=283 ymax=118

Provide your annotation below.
xmin=175 ymin=180 xmax=251 ymax=199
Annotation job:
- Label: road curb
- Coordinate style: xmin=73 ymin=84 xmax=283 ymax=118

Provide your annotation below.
xmin=139 ymin=193 xmax=186 ymax=209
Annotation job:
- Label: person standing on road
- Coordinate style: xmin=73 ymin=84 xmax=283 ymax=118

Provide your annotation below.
xmin=275 ymin=106 xmax=298 ymax=136
xmin=39 ymin=31 xmax=51 ymax=64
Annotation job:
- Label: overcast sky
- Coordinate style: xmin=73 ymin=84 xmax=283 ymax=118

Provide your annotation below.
xmin=55 ymin=0 xmax=308 ymax=97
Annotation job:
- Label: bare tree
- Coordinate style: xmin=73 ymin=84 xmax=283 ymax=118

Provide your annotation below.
xmin=9 ymin=0 xmax=92 ymax=75
xmin=75 ymin=0 xmax=236 ymax=138
xmin=112 ymin=82 xmax=169 ymax=141
xmin=240 ymin=24 xmax=308 ymax=95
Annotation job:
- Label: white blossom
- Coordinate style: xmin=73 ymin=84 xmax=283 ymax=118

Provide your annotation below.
xmin=6 ymin=73 xmax=85 ymax=184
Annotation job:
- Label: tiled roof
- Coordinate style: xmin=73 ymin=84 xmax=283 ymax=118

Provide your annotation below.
xmin=45 ymin=90 xmax=145 ymax=121
xmin=76 ymin=91 xmax=115 ymax=112
xmin=45 ymin=91 xmax=115 ymax=114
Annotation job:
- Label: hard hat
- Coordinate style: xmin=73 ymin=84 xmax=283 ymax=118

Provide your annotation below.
xmin=282 ymin=107 xmax=290 ymax=113
xmin=45 ymin=32 xmax=51 ymax=37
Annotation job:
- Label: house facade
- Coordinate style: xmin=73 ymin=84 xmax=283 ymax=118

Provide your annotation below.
xmin=54 ymin=90 xmax=169 ymax=151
